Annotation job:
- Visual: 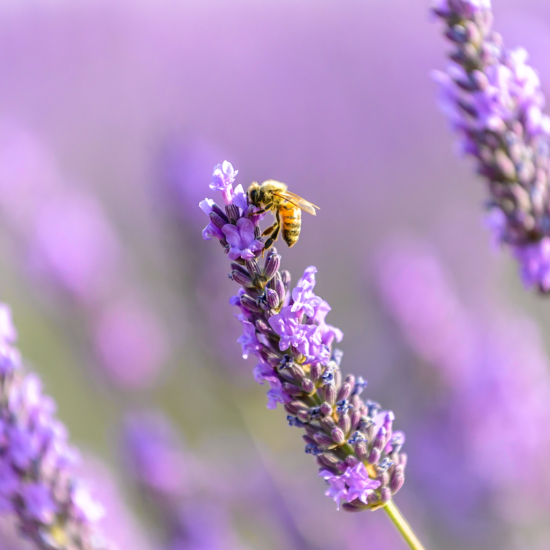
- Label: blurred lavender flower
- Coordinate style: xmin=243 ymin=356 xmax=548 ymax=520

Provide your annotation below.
xmin=0 ymin=125 xmax=169 ymax=391
xmin=122 ymin=411 xmax=188 ymax=503
xmin=432 ymin=0 xmax=550 ymax=292
xmin=28 ymin=191 xmax=121 ymax=305
xmin=375 ymin=240 xmax=550 ymax=532
xmin=93 ymin=299 xmax=168 ymax=391
xmin=200 ymin=161 xmax=407 ymax=513
xmin=0 ymin=303 xmax=111 ymax=550
xmin=75 ymin=456 xmax=154 ymax=550
xmin=122 ymin=410 xmax=248 ymax=550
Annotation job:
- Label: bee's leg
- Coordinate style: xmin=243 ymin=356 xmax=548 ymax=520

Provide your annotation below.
xmin=264 ymin=211 xmax=281 ymax=250
xmin=261 ymin=223 xmax=277 ymax=237
xmin=254 ymin=202 xmax=273 ymax=216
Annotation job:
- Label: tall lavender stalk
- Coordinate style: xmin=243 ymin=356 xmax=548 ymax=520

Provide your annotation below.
xmin=432 ymin=0 xmax=550 ymax=292
xmin=0 ymin=303 xmax=110 ymax=550
xmin=200 ymin=161 xmax=424 ymax=550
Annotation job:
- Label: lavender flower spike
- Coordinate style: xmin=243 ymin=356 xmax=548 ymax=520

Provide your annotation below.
xmin=0 ymin=303 xmax=111 ymax=550
xmin=200 ymin=163 xmax=424 ymax=549
xmin=432 ymin=0 xmax=550 ymax=292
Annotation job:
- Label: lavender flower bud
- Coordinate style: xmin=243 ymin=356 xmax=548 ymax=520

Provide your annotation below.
xmin=310 ymin=363 xmax=322 ymax=383
xmin=322 ymin=383 xmax=337 ymax=405
xmin=304 ymin=424 xmax=318 ymax=437
xmin=282 ymin=383 xmax=303 ymax=397
xmin=320 ymin=416 xmax=336 ymax=432
xmin=336 ymin=383 xmax=352 ymax=402
xmin=246 ymin=259 xmax=263 ymax=282
xmin=318 ymin=452 xmax=341 ymax=467
xmin=320 ymin=402 xmax=333 ymax=416
xmin=301 ymin=378 xmax=315 ymax=394
xmin=331 ymin=427 xmax=345 ymax=445
xmin=377 ymin=471 xmax=390 ymax=489
xmin=344 ymin=374 xmax=355 ymax=387
xmin=350 ymin=409 xmax=362 ymax=431
xmin=313 ymin=432 xmax=334 ymax=447
xmin=209 ymin=211 xmax=228 ymax=229
xmin=266 ymin=288 xmax=280 ymax=309
xmin=264 ymin=250 xmax=281 ymax=281
xmin=355 ymin=442 xmax=369 ymax=461
xmin=380 ymin=488 xmax=391 ymax=504
xmin=259 ymin=347 xmax=281 ymax=366
xmin=368 ymin=427 xmax=387 ymax=465
xmin=390 ymin=465 xmax=405 ymax=494
xmin=274 ymin=275 xmax=286 ymax=304
xmin=284 ymin=401 xmax=307 ymax=415
xmin=225 ymin=203 xmax=240 ymax=223
xmin=345 ymin=455 xmax=359 ymax=468
xmin=288 ymin=363 xmax=306 ymax=382
xmin=231 ymin=269 xmax=253 ymax=287
xmin=211 ymin=203 xmax=228 ymax=221
xmin=255 ymin=318 xmax=277 ymax=338
xmin=337 ymin=413 xmax=351 ymax=435
xmin=240 ymin=294 xmax=262 ymax=314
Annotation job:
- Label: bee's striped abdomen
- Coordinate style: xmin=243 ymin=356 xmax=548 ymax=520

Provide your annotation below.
xmin=280 ymin=202 xmax=302 ymax=247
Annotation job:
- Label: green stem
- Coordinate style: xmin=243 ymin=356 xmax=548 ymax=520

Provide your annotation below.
xmin=383 ymin=500 xmax=426 ymax=550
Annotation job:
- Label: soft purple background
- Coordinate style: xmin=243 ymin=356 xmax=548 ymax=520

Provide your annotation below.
xmin=0 ymin=1 xmax=550 ymax=548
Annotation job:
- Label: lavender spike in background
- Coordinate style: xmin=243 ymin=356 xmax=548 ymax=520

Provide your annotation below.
xmin=200 ymin=162 xmax=408 ymax=515
xmin=0 ymin=126 xmax=169 ymax=391
xmin=432 ymin=0 xmax=550 ymax=292
xmin=122 ymin=411 xmax=248 ymax=550
xmin=0 ymin=303 xmax=110 ymax=550
xmin=375 ymin=239 xmax=550 ymax=545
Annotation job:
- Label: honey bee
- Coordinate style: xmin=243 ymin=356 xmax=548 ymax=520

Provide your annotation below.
xmin=247 ymin=180 xmax=319 ymax=249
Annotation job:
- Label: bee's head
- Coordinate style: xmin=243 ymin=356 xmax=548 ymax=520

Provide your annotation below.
xmin=248 ymin=182 xmax=261 ymax=206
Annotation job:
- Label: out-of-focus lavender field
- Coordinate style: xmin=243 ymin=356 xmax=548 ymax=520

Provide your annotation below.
xmin=1 ymin=0 xmax=550 ymax=548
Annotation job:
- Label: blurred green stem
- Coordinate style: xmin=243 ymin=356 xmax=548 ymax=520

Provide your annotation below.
xmin=383 ymin=500 xmax=426 ymax=550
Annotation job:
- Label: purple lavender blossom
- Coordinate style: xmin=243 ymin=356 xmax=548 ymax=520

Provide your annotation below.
xmin=200 ymin=161 xmax=407 ymax=512
xmin=432 ymin=0 xmax=550 ymax=292
xmin=320 ymin=463 xmax=381 ymax=510
xmin=210 ymin=161 xmax=239 ymax=205
xmin=222 ymin=218 xmax=264 ymax=260
xmin=291 ymin=267 xmax=322 ymax=317
xmin=0 ymin=303 xmax=111 ymax=550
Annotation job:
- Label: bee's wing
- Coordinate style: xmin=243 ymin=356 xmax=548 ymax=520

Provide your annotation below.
xmin=273 ymin=191 xmax=319 ymax=215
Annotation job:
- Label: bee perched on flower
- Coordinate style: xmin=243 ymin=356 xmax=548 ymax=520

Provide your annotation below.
xmin=247 ymin=180 xmax=319 ymax=250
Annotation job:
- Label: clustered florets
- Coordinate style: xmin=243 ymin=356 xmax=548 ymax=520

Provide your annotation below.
xmin=0 ymin=305 xmax=108 ymax=550
xmin=200 ymin=162 xmax=406 ymax=511
xmin=432 ymin=0 xmax=550 ymax=291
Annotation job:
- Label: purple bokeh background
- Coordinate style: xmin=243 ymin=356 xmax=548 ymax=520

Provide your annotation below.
xmin=0 ymin=1 xmax=549 ymax=548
